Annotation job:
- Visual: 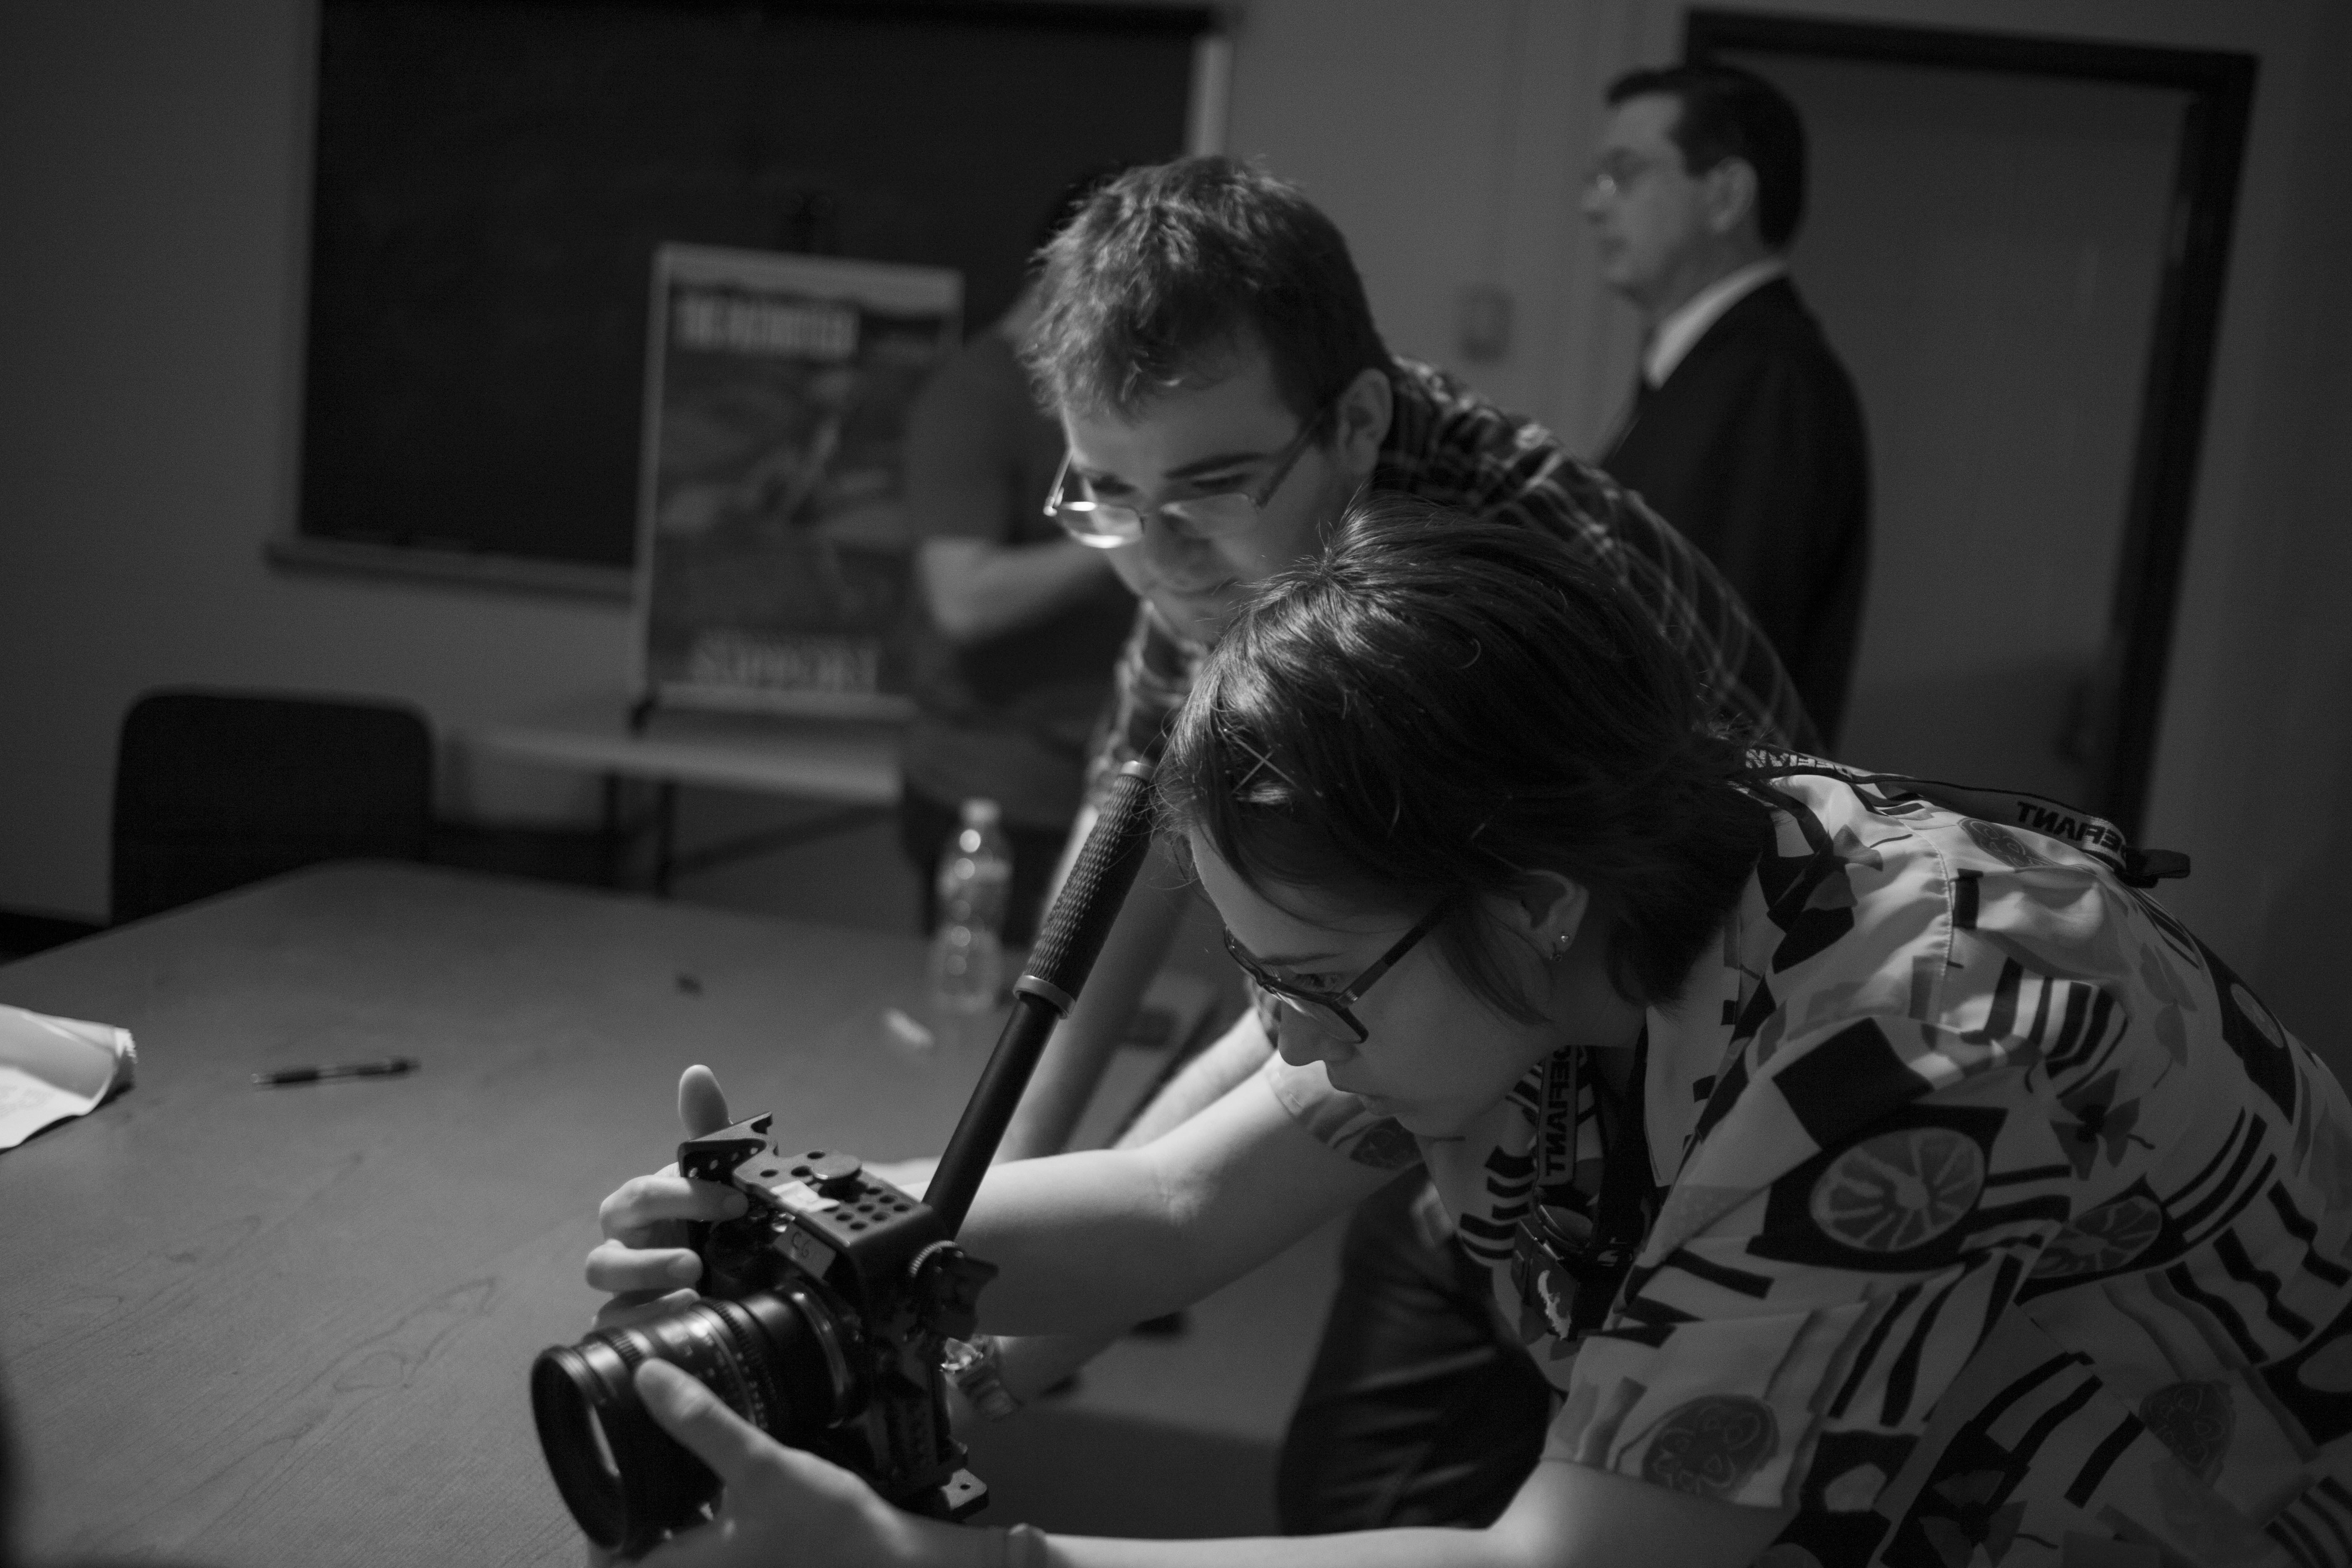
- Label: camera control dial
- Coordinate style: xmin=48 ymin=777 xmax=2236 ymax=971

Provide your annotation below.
xmin=800 ymin=1151 xmax=864 ymax=1197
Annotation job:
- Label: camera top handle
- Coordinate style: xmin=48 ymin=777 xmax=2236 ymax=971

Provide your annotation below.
xmin=925 ymin=761 xmax=1158 ymax=1236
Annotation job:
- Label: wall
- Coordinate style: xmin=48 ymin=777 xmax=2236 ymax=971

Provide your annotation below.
xmin=2 ymin=0 xmax=2347 ymax=1056
xmin=0 ymin=1 xmax=630 ymax=923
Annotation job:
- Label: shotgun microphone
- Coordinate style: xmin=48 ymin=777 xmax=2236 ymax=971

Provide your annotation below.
xmin=924 ymin=760 xmax=1158 ymax=1236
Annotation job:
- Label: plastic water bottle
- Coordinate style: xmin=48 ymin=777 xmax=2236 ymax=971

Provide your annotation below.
xmin=930 ymin=798 xmax=1011 ymax=1023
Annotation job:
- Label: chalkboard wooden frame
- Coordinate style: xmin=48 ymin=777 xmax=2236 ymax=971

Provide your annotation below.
xmin=278 ymin=0 xmax=1221 ymax=600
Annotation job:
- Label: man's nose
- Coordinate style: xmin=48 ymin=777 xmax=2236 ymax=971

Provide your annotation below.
xmin=1140 ymin=512 xmax=1215 ymax=581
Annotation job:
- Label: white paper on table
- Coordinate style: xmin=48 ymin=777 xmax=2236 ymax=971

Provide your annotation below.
xmin=0 ymin=1003 xmax=137 ymax=1150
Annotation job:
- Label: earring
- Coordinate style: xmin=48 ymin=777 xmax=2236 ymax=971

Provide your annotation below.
xmin=1551 ymin=933 xmax=1571 ymax=963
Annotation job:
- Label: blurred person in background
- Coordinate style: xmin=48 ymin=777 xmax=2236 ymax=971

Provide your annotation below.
xmin=1589 ymin=63 xmax=1870 ymax=750
xmin=897 ymin=173 xmax=1138 ymax=944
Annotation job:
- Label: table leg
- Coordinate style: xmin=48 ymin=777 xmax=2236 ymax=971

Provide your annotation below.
xmin=662 ymin=804 xmax=889 ymax=882
xmin=653 ymin=780 xmax=679 ymax=897
xmin=601 ymin=773 xmax=624 ymax=887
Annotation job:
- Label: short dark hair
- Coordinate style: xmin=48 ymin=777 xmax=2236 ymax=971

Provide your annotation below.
xmin=1021 ymin=156 xmax=1391 ymax=423
xmin=1028 ymin=164 xmax=1129 ymax=266
xmin=1607 ymin=63 xmax=1807 ymax=248
xmin=1158 ymin=497 xmax=1766 ymax=1018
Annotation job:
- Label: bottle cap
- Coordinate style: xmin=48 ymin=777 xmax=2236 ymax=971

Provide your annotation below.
xmin=961 ymin=798 xmax=1002 ymax=827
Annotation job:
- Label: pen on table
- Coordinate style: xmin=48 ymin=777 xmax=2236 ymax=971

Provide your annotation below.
xmin=252 ymin=1057 xmax=419 ymax=1087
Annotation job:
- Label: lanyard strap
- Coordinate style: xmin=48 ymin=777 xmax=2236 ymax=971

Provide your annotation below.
xmin=1736 ymin=750 xmax=2190 ymax=888
xmin=1525 ymin=1035 xmax=1655 ymax=1340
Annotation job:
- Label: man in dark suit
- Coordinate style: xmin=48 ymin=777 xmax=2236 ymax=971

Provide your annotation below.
xmin=1588 ymin=63 xmax=1870 ymax=748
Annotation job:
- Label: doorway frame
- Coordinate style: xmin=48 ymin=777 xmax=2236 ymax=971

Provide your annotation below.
xmin=1684 ymin=11 xmax=2256 ymax=839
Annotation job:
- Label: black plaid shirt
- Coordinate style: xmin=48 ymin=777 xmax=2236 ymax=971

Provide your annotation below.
xmin=1085 ymin=358 xmax=1817 ymax=801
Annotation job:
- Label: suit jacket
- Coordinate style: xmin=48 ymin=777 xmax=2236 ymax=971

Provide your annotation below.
xmin=1603 ymin=277 xmax=1870 ymax=748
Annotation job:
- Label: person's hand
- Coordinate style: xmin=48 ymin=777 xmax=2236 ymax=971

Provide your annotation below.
xmin=585 ymin=1066 xmax=747 ymax=1329
xmin=630 ymin=1360 xmax=933 ymax=1568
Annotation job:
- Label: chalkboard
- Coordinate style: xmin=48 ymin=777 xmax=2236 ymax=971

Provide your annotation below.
xmin=296 ymin=0 xmax=1209 ymax=574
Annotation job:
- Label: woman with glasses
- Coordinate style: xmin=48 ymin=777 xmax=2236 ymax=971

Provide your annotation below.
xmin=590 ymin=498 xmax=2349 ymax=1568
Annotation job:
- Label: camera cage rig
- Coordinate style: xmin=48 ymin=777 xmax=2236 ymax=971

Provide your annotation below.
xmin=615 ymin=761 xmax=1160 ymax=1537
xmin=673 ymin=1126 xmax=996 ymax=1519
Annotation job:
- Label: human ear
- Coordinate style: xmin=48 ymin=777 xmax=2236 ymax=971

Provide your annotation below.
xmin=1331 ymin=365 xmax=1393 ymax=482
xmin=1498 ymin=870 xmax=1591 ymax=962
xmin=1705 ymin=157 xmax=1759 ymax=238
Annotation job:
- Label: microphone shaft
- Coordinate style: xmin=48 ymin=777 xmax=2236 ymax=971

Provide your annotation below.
xmin=926 ymin=763 xmax=1157 ymax=1237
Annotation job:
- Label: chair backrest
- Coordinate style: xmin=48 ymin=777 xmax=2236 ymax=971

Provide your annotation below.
xmin=110 ymin=689 xmax=433 ymax=924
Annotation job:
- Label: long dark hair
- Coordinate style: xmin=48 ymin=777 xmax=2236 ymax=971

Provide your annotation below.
xmin=1159 ymin=497 xmax=1767 ymax=1018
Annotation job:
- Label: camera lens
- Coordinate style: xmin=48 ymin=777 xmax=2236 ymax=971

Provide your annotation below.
xmin=532 ymin=1289 xmax=849 ymax=1557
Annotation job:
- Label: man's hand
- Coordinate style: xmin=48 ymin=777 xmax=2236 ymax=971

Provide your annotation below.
xmin=584 ymin=1066 xmax=747 ymax=1329
xmin=917 ymin=535 xmax=1118 ymax=647
xmin=629 ymin=1361 xmax=931 ymax=1568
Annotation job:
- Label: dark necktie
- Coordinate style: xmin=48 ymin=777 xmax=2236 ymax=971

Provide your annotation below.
xmin=1607 ymin=366 xmax=1655 ymax=458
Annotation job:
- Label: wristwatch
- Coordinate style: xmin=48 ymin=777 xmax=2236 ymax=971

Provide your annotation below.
xmin=940 ymin=1333 xmax=1023 ymax=1421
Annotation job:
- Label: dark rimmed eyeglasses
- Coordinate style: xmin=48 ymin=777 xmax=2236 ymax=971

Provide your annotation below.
xmin=1220 ymin=904 xmax=1448 ymax=1045
xmin=1043 ymin=404 xmax=1333 ymax=549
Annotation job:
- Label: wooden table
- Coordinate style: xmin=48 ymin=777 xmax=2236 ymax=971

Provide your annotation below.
xmin=0 ymin=863 xmax=992 ymax=1567
xmin=456 ymin=694 xmax=903 ymax=894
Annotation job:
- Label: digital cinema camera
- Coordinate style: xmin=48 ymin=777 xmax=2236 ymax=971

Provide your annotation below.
xmin=530 ymin=764 xmax=1157 ymax=1559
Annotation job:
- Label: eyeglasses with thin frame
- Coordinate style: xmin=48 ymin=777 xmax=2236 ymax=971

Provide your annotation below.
xmin=1583 ymin=150 xmax=1667 ymax=201
xmin=1044 ymin=404 xmax=1333 ymax=549
xmin=1221 ymin=903 xmax=1449 ymax=1046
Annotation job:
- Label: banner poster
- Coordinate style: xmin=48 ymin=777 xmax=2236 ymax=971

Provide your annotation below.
xmin=634 ymin=243 xmax=961 ymax=718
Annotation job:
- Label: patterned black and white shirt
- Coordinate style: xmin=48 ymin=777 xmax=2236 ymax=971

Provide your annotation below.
xmin=1267 ymin=765 xmax=2352 ymax=1568
xmin=1082 ymin=358 xmax=1817 ymax=798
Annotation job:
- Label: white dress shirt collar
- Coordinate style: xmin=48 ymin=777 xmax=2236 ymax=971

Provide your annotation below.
xmin=1643 ymin=256 xmax=1790 ymax=388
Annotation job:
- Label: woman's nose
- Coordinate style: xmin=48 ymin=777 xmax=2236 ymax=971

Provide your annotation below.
xmin=1272 ymin=1010 xmax=1356 ymax=1069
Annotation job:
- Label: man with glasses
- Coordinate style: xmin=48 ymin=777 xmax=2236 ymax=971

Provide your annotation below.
xmin=587 ymin=154 xmax=1816 ymax=1537
xmin=998 ymin=155 xmax=1809 ymax=1163
xmin=1586 ymin=63 xmax=1871 ymax=748
xmin=897 ymin=174 xmax=1137 ymax=946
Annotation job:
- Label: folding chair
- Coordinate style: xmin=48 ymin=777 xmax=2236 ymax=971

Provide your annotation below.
xmin=109 ymin=689 xmax=432 ymax=924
